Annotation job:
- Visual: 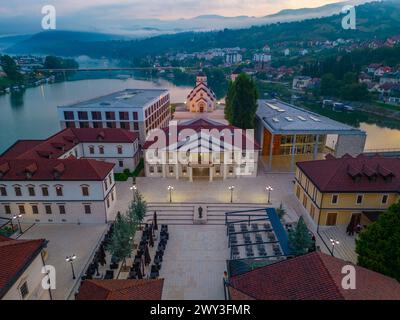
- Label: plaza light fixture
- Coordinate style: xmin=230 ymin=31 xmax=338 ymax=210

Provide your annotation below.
xmin=167 ymin=185 xmax=174 ymax=203
xmin=12 ymin=214 xmax=23 ymax=234
xmin=66 ymin=254 xmax=77 ymax=279
xmin=266 ymin=186 xmax=274 ymax=204
xmin=130 ymin=185 xmax=137 ymax=202
xmin=329 ymin=238 xmax=340 ymax=256
xmin=228 ymin=186 xmax=235 ymax=203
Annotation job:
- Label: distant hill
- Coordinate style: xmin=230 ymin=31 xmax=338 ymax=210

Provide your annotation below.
xmin=5 ymin=1 xmax=400 ymax=59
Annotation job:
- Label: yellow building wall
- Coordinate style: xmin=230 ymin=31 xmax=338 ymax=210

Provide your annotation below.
xmin=294 ymin=167 xmax=400 ymax=226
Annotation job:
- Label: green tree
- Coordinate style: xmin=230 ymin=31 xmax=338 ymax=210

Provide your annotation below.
xmin=356 ymin=202 xmax=400 ymax=281
xmin=226 ymin=73 xmax=258 ymax=129
xmin=0 ymin=55 xmax=23 ymax=83
xmin=224 ymin=81 xmax=235 ymax=123
xmin=320 ymin=73 xmax=339 ymax=97
xmin=129 ymin=191 xmax=147 ymax=224
xmin=288 ymin=216 xmax=313 ymax=256
xmin=107 ymin=213 xmax=134 ymax=263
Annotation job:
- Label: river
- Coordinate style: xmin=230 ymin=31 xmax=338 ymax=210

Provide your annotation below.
xmin=0 ymin=78 xmax=399 ymax=153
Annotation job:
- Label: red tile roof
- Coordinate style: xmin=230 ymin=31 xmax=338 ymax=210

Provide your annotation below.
xmin=1 ymin=128 xmax=138 ymax=160
xmin=0 ymin=237 xmax=46 ymax=298
xmin=76 ymin=279 xmax=164 ymax=300
xmin=0 ymin=158 xmax=114 ymax=181
xmin=297 ymin=154 xmax=400 ymax=193
xmin=229 ymin=252 xmax=400 ymax=300
xmin=143 ymin=118 xmax=261 ymax=150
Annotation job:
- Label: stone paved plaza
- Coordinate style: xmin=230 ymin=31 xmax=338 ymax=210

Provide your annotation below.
xmin=18 ymin=223 xmax=107 ymax=300
xmin=160 ymin=225 xmax=228 ymax=300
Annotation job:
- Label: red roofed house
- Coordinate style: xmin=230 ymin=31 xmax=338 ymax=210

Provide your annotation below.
xmin=0 ymin=236 xmax=49 ymax=300
xmin=75 ymin=279 xmax=164 ymax=300
xmin=143 ymin=118 xmax=260 ymax=181
xmin=0 ymin=128 xmax=141 ymax=223
xmin=186 ymin=72 xmax=217 ymax=113
xmin=228 ymin=251 xmax=400 ymax=300
xmin=294 ymin=154 xmax=400 ymax=226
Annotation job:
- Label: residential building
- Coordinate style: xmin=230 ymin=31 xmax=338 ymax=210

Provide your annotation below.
xmin=379 ymin=71 xmax=400 ymax=85
xmin=0 ymin=158 xmax=116 ymax=224
xmin=228 ymin=252 xmax=400 ymax=300
xmin=255 ymin=99 xmax=366 ymax=171
xmin=75 ymin=279 xmax=164 ymax=300
xmin=292 ymin=76 xmax=312 ymax=90
xmin=253 ymin=53 xmax=271 ymax=63
xmin=1 ymin=128 xmax=140 ymax=173
xmin=143 ymin=118 xmax=260 ymax=181
xmin=186 ymin=72 xmax=217 ymax=113
xmin=294 ymin=154 xmax=400 ymax=226
xmin=0 ymin=236 xmax=50 ymax=300
xmin=225 ymin=53 xmax=242 ymax=65
xmin=58 ymin=89 xmax=171 ymax=145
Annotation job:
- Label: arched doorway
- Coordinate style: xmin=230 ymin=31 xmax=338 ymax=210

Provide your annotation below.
xmin=199 ymin=102 xmax=206 ymax=113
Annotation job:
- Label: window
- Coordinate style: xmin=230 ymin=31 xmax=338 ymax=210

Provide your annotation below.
xmin=32 ymin=205 xmax=39 ymax=214
xmin=302 ymin=194 xmax=308 ymax=208
xmin=15 ymin=186 xmax=22 ymax=197
xmin=356 ymin=194 xmax=363 ymax=205
xmin=81 ymin=186 xmax=89 ymax=196
xmin=84 ymin=204 xmax=91 ymax=214
xmin=28 ymin=186 xmax=35 ymax=196
xmin=89 ymin=146 xmax=95 ymax=154
xmin=45 ymin=205 xmax=52 ymax=214
xmin=105 ymin=112 xmax=115 ymax=120
xmin=78 ymin=111 xmax=88 ymax=120
xmin=64 ymin=111 xmax=74 ymax=120
xmin=382 ymin=194 xmax=389 ymax=204
xmin=55 ymin=186 xmax=63 ymax=197
xmin=93 ymin=122 xmax=103 ymax=128
xmin=108 ymin=175 xmax=112 ymax=185
xmin=133 ymin=122 xmax=139 ymax=131
xmin=117 ymin=146 xmax=123 ymax=154
xmin=91 ymin=111 xmax=102 ymax=120
xmin=0 ymin=186 xmax=7 ymax=196
xmin=119 ymin=112 xmax=129 ymax=120
xmin=106 ymin=122 xmax=116 ymax=129
xmin=119 ymin=160 xmax=124 ymax=168
xmin=331 ymin=194 xmax=338 ymax=204
xmin=18 ymin=205 xmax=25 ymax=214
xmin=149 ymin=166 xmax=154 ymax=173
xmin=120 ymin=122 xmax=130 ymax=130
xmin=42 ymin=187 xmax=49 ymax=196
xmin=79 ymin=122 xmax=89 ymax=128
xmin=104 ymin=180 xmax=108 ymax=190
xmin=59 ymin=205 xmax=66 ymax=215
xmin=296 ymin=185 xmax=301 ymax=198
xmin=133 ymin=112 xmax=138 ymax=120
xmin=111 ymin=191 xmax=114 ymax=202
xmin=4 ymin=205 xmax=11 ymax=214
xmin=106 ymin=197 xmax=110 ymax=208
xmin=19 ymin=281 xmax=29 ymax=299
xmin=310 ymin=205 xmax=315 ymax=220
xmin=99 ymin=146 xmax=104 ymax=154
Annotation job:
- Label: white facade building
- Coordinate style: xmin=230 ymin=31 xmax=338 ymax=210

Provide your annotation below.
xmin=186 ymin=72 xmax=217 ymax=113
xmin=0 ymin=237 xmax=50 ymax=300
xmin=253 ymin=53 xmax=272 ymax=63
xmin=143 ymin=119 xmax=260 ymax=182
xmin=57 ymin=89 xmax=171 ymax=145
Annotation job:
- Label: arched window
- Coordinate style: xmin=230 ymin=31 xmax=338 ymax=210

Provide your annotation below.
xmin=89 ymin=145 xmax=95 ymax=154
xmin=98 ymin=146 xmax=104 ymax=154
xmin=117 ymin=145 xmax=123 ymax=155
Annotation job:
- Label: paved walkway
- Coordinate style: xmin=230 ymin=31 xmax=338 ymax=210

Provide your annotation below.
xmin=160 ymin=225 xmax=228 ymax=300
xmin=19 ymin=223 xmax=107 ymax=300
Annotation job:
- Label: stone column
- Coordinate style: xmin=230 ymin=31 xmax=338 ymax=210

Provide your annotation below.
xmin=175 ymin=163 xmax=179 ymax=180
xmin=223 ymin=165 xmax=227 ymax=180
xmin=290 ymin=134 xmax=297 ymax=172
xmin=313 ymin=134 xmax=320 ymax=160
xmin=268 ymin=133 xmax=274 ymax=171
xmin=162 ymin=164 xmax=166 ymax=178
xmin=189 ymin=167 xmax=193 ymax=182
xmin=209 ymin=167 xmax=213 ymax=182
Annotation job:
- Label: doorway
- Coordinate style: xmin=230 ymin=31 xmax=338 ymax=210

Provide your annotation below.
xmin=326 ymin=212 xmax=337 ymax=226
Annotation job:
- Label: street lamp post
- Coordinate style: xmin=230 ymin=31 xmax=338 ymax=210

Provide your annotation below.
xmin=228 ymin=186 xmax=235 ymax=203
xmin=130 ymin=185 xmax=137 ymax=202
xmin=167 ymin=186 xmax=174 ymax=203
xmin=66 ymin=254 xmax=77 ymax=280
xmin=329 ymin=238 xmax=339 ymax=256
xmin=266 ymin=186 xmax=274 ymax=204
xmin=13 ymin=214 xmax=23 ymax=234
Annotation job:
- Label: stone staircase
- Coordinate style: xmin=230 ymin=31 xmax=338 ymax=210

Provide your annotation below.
xmin=144 ymin=203 xmax=270 ymax=225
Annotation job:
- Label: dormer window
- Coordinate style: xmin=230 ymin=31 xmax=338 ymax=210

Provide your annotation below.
xmin=117 ymin=146 xmax=123 ymax=155
xmin=89 ymin=146 xmax=95 ymax=154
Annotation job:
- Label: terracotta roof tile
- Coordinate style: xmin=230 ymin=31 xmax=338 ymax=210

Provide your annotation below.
xmin=0 ymin=237 xmax=46 ymax=298
xmin=297 ymin=155 xmax=400 ymax=192
xmin=229 ymin=252 xmax=400 ymax=300
xmin=76 ymin=279 xmax=164 ymax=300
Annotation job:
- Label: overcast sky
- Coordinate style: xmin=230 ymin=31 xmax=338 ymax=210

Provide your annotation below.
xmin=0 ymin=0 xmax=347 ymax=19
